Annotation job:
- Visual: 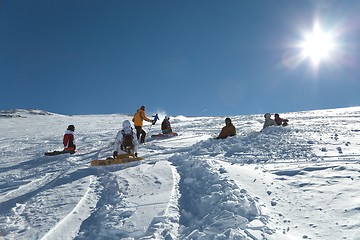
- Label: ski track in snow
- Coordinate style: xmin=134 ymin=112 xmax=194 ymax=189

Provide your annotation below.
xmin=1 ymin=108 xmax=360 ymax=239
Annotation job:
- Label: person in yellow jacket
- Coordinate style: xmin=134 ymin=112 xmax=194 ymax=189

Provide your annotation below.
xmin=216 ymin=117 xmax=236 ymax=139
xmin=132 ymin=105 xmax=153 ymax=143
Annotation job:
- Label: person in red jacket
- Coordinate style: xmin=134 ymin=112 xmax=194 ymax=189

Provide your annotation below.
xmin=63 ymin=125 xmax=76 ymax=151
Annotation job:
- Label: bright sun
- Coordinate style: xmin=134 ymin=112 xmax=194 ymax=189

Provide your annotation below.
xmin=300 ymin=23 xmax=335 ymax=65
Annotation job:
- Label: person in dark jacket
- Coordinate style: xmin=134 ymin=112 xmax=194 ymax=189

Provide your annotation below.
xmin=161 ymin=116 xmax=172 ymax=134
xmin=274 ymin=113 xmax=289 ymax=126
xmin=216 ymin=118 xmax=236 ymax=139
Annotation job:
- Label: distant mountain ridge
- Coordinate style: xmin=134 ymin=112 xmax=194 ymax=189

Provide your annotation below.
xmin=0 ymin=109 xmax=54 ymax=118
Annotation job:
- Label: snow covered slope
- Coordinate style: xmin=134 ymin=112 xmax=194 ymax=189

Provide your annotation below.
xmin=0 ymin=107 xmax=360 ymax=240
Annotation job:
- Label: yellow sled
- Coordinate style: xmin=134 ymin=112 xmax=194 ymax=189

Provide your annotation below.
xmin=90 ymin=153 xmax=144 ymax=166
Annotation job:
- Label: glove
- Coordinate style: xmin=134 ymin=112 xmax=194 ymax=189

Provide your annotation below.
xmin=135 ymin=153 xmax=138 ymax=157
xmin=113 ymin=151 xmax=118 ymax=158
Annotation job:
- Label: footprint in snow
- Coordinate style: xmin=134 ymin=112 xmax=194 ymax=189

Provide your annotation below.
xmin=337 ymin=147 xmax=343 ymax=154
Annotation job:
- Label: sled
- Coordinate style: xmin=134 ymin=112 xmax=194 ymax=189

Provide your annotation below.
xmin=90 ymin=153 xmax=144 ymax=166
xmin=151 ymin=132 xmax=178 ymax=139
xmin=45 ymin=150 xmax=75 ymax=156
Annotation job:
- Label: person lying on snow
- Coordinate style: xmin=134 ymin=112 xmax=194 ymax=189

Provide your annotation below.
xmin=216 ymin=117 xmax=236 ymax=139
xmin=63 ymin=125 xmax=76 ymax=152
xmin=161 ymin=116 xmax=173 ymax=134
xmin=113 ymin=120 xmax=139 ymax=158
xmin=274 ymin=113 xmax=289 ymax=126
xmin=262 ymin=113 xmax=277 ymax=130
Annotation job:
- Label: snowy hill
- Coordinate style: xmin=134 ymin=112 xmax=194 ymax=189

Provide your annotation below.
xmin=0 ymin=107 xmax=360 ymax=240
xmin=0 ymin=109 xmax=54 ymax=118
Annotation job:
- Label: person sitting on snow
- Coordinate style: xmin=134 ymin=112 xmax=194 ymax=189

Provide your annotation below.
xmin=216 ymin=117 xmax=236 ymax=139
xmin=161 ymin=116 xmax=173 ymax=134
xmin=274 ymin=113 xmax=289 ymax=126
xmin=113 ymin=120 xmax=139 ymax=158
xmin=63 ymin=125 xmax=76 ymax=152
xmin=262 ymin=113 xmax=277 ymax=130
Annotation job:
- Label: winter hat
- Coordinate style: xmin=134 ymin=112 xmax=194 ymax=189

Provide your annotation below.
xmin=264 ymin=113 xmax=271 ymax=118
xmin=123 ymin=120 xmax=131 ymax=130
xmin=225 ymin=117 xmax=231 ymax=124
xmin=67 ymin=125 xmax=75 ymax=131
xmin=274 ymin=113 xmax=280 ymax=118
xmin=140 ymin=105 xmax=145 ymax=110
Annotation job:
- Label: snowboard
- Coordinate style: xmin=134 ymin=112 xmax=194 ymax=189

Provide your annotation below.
xmin=151 ymin=132 xmax=178 ymax=139
xmin=90 ymin=153 xmax=144 ymax=166
xmin=44 ymin=150 xmax=75 ymax=156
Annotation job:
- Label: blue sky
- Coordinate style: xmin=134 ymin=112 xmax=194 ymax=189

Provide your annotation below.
xmin=1 ymin=0 xmax=359 ymax=117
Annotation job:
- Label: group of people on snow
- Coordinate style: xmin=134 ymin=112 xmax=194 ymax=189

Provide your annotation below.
xmin=112 ymin=106 xmax=174 ymax=158
xmin=60 ymin=105 xmax=166 ymax=158
xmin=60 ymin=106 xmax=288 ymax=158
xmin=215 ymin=113 xmax=288 ymax=139
xmin=262 ymin=113 xmax=289 ymax=130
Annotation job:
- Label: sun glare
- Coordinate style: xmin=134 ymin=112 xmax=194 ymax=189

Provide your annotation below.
xmin=281 ymin=21 xmax=342 ymax=71
xmin=300 ymin=23 xmax=335 ymax=65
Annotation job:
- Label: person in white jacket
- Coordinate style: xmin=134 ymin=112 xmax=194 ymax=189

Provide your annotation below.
xmin=113 ymin=120 xmax=139 ymax=158
xmin=262 ymin=113 xmax=277 ymax=130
